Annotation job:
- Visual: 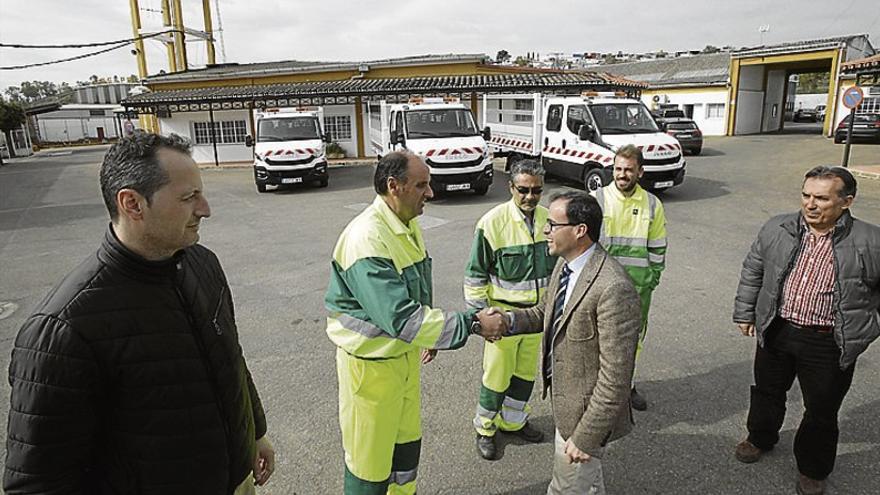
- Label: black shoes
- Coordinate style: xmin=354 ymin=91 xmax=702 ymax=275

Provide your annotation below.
xmin=631 ymin=387 xmax=648 ymax=411
xmin=476 ymin=434 xmax=497 ymax=460
xmin=504 ymin=421 xmax=544 ymax=443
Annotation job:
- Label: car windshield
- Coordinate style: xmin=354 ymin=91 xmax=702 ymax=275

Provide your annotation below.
xmin=592 ymin=104 xmax=660 ymax=134
xmin=258 ymin=117 xmax=320 ymax=142
xmin=405 ymin=109 xmax=479 ymax=138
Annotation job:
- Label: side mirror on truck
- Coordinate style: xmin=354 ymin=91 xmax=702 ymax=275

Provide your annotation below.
xmin=323 ymin=134 xmax=332 ymax=143
xmin=245 ymin=135 xmax=254 ymax=147
xmin=577 ymin=124 xmax=595 ymax=141
xmin=390 ymin=130 xmax=405 ymax=146
xmin=481 ymin=126 xmax=491 ymax=141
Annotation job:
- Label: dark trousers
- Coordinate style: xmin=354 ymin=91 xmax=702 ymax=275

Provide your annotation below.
xmin=746 ymin=319 xmax=856 ymax=480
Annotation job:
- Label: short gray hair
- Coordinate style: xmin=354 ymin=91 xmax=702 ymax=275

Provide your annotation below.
xmin=510 ymin=159 xmax=545 ymax=180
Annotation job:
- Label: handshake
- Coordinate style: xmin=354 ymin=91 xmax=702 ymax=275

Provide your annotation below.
xmin=475 ymin=307 xmax=510 ymax=343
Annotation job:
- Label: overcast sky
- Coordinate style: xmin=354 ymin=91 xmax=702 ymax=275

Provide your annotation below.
xmin=1 ymin=0 xmax=878 ymax=91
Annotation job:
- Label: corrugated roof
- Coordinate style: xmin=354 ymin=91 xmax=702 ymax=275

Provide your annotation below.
xmin=123 ymin=72 xmax=646 ymax=110
xmin=145 ymin=54 xmax=492 ymax=84
xmin=600 ymin=53 xmax=730 ymax=88
xmin=732 ymin=34 xmax=866 ymax=58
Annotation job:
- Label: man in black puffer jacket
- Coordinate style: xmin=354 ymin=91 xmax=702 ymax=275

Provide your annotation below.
xmin=4 ymin=132 xmax=274 ymax=494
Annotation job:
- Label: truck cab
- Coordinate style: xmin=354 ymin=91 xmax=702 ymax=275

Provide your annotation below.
xmin=246 ymin=107 xmax=330 ymax=193
xmin=368 ymin=97 xmax=493 ymax=195
xmin=542 ymin=94 xmax=685 ymax=191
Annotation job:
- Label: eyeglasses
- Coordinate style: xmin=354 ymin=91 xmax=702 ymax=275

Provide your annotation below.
xmin=512 ymin=184 xmax=543 ymax=195
xmin=545 ymin=219 xmax=579 ymax=231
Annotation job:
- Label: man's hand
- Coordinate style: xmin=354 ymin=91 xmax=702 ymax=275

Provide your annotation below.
xmin=737 ymin=323 xmax=756 ymax=337
xmin=253 ymin=435 xmax=275 ymax=486
xmin=477 ymin=307 xmax=509 ymax=342
xmin=420 ymin=348 xmax=438 ymax=364
xmin=563 ymin=438 xmax=592 ymax=464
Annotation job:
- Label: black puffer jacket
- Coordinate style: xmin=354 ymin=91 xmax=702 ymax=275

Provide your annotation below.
xmin=4 ymin=227 xmax=267 ymax=494
xmin=734 ymin=211 xmax=880 ymax=369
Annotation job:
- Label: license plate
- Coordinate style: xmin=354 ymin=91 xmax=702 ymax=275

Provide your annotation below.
xmin=654 ymin=180 xmax=674 ymax=189
xmin=281 ymin=177 xmax=303 ymax=184
xmin=446 ymin=183 xmax=470 ymax=191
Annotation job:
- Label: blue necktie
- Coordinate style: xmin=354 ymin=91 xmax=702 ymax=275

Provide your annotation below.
xmin=552 ymin=264 xmax=572 ymax=334
xmin=545 ymin=264 xmax=571 ymax=380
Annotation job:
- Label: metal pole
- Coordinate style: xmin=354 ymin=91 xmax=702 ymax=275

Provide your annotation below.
xmin=841 ymin=106 xmax=856 ymax=168
xmin=161 ymin=0 xmax=178 ymax=72
xmin=202 ymin=0 xmax=216 ymax=65
xmin=209 ymin=108 xmax=219 ymax=167
xmin=128 ymin=0 xmax=148 ymax=79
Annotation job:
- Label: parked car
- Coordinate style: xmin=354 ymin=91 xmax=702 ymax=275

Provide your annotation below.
xmin=663 ymin=118 xmax=703 ymax=155
xmin=793 ymin=108 xmax=818 ymax=122
xmin=833 ymin=113 xmax=880 ymax=144
xmin=652 ymin=108 xmax=687 ymax=126
xmin=815 ymin=104 xmax=826 ymax=122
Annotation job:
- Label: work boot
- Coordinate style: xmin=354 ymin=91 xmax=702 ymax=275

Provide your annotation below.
xmin=631 ymin=387 xmax=648 ymax=411
xmin=504 ymin=421 xmax=544 ymax=443
xmin=476 ymin=434 xmax=497 ymax=460
xmin=734 ymin=439 xmax=766 ymax=464
xmin=796 ymin=474 xmax=825 ymax=495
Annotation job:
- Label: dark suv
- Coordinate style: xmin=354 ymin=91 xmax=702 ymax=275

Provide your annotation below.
xmin=663 ymin=119 xmax=703 ymax=155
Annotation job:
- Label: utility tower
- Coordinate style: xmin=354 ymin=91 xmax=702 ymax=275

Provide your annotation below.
xmin=127 ymin=0 xmax=217 ymax=80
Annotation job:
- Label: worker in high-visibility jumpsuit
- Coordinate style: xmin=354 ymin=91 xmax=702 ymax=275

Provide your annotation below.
xmin=326 ymin=152 xmax=503 ymax=494
xmin=593 ymin=144 xmax=667 ymax=412
xmin=463 ymin=159 xmax=557 ymax=460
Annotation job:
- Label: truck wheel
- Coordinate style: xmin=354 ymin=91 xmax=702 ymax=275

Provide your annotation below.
xmin=256 ymin=182 xmax=267 ymax=193
xmin=584 ymin=169 xmax=606 ymax=193
xmin=317 ymin=177 xmax=329 ymax=188
xmin=691 ymin=147 xmax=702 ymax=156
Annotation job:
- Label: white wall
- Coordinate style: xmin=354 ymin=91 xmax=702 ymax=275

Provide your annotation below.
xmin=159 ymin=110 xmax=254 ymax=164
xmin=36 ymin=109 xmax=119 ymax=142
xmin=762 ymin=69 xmax=786 ymax=132
xmin=642 ymin=89 xmax=728 ymax=135
xmin=794 ymin=93 xmax=828 ymax=110
xmin=735 ymin=65 xmax=765 ymax=134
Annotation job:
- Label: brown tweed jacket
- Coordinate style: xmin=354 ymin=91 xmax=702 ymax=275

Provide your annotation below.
xmin=512 ymin=243 xmax=641 ymax=457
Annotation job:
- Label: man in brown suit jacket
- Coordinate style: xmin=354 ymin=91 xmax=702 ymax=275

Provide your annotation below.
xmin=504 ymin=190 xmax=642 ymax=494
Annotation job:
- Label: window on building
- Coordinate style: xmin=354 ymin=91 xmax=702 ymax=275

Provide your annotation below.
xmin=858 ymin=96 xmax=879 ymax=114
xmin=89 ymin=109 xmax=106 ymax=117
xmin=706 ymin=103 xmax=725 ymax=119
xmin=192 ymin=120 xmax=247 ymax=145
xmin=324 ymin=115 xmax=352 ymax=141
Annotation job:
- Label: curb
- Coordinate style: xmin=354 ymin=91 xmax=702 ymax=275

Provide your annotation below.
xmin=851 ymin=168 xmax=880 ymax=180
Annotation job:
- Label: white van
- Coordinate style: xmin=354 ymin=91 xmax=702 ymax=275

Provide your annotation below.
xmin=483 ymin=93 xmax=686 ymax=192
xmin=246 ymin=108 xmax=330 ymax=193
xmin=367 ymin=97 xmax=494 ymax=195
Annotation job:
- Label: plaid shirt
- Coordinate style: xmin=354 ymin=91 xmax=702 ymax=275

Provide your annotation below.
xmin=779 ymin=225 xmax=836 ymax=327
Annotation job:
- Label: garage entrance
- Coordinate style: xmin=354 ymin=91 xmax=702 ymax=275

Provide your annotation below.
xmin=726 ymin=35 xmax=874 ymax=137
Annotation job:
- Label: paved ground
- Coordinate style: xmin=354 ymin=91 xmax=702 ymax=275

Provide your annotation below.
xmin=1 ymin=135 xmax=878 ymax=494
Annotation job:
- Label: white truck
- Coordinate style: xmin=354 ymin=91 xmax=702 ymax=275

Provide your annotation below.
xmin=367 ymin=97 xmax=494 ymax=195
xmin=482 ymin=93 xmax=686 ymax=192
xmin=245 ymin=107 xmax=330 ymax=193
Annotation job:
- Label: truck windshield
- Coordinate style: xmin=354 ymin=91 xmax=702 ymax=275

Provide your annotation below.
xmin=258 ymin=117 xmax=320 ymax=142
xmin=591 ymin=104 xmax=660 ymax=134
xmin=405 ymin=109 xmax=479 ymax=138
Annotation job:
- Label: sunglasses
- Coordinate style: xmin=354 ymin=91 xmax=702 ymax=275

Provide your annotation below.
xmin=512 ymin=185 xmax=544 ymax=195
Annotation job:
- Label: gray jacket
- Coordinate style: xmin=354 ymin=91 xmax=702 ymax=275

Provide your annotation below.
xmin=733 ymin=211 xmax=880 ymax=369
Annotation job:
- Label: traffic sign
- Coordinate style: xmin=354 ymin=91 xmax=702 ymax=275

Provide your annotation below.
xmin=842 ymin=86 xmax=864 ymax=109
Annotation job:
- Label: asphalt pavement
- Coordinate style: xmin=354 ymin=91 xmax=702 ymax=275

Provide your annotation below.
xmin=0 ymin=135 xmax=878 ymax=494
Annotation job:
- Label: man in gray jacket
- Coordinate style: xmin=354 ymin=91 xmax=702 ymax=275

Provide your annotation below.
xmin=733 ymin=166 xmax=880 ymax=495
